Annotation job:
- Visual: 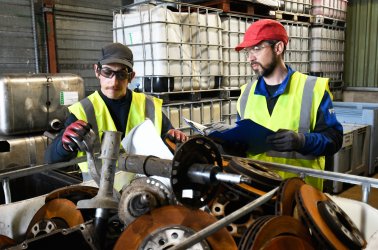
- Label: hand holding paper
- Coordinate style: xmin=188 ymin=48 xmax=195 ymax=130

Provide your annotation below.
xmin=184 ymin=118 xmax=275 ymax=155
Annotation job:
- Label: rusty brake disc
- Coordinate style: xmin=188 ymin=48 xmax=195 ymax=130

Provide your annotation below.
xmin=228 ymin=157 xmax=282 ymax=191
xmin=25 ymin=198 xmax=84 ymax=239
xmin=113 ymin=205 xmax=237 ymax=250
xmin=295 ymin=184 xmax=366 ymax=250
xmin=250 ymin=215 xmax=313 ymax=250
xmin=45 ymin=185 xmax=98 ymax=204
xmin=0 ymin=235 xmax=16 ymax=249
xmin=275 ymin=177 xmax=305 ymax=216
xmin=259 ymin=235 xmax=315 ymax=250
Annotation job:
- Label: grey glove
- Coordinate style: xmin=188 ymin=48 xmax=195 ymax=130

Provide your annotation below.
xmin=266 ymin=129 xmax=305 ymax=152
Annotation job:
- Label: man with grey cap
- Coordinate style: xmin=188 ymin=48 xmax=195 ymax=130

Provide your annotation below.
xmin=45 ymin=43 xmax=187 ymax=186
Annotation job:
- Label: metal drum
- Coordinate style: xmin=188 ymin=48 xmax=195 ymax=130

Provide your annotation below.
xmin=0 ymin=73 xmax=85 ymax=135
xmin=0 ymin=135 xmax=48 ymax=171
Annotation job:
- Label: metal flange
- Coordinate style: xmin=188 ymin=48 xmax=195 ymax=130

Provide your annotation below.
xmin=118 ymin=177 xmax=174 ymax=227
xmin=171 ymin=136 xmax=223 ymax=208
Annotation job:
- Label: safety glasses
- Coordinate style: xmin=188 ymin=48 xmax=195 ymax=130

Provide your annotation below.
xmin=98 ymin=66 xmax=129 ymax=80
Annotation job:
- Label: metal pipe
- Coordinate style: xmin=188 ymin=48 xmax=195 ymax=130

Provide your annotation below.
xmin=170 ymin=187 xmax=278 ymax=250
xmin=2 ymin=178 xmax=11 ymax=204
xmin=0 ymin=156 xmax=87 ymax=181
xmin=345 ymin=87 xmax=378 ymax=92
xmin=249 ymin=158 xmax=378 ymax=188
xmin=362 ymin=183 xmax=371 ymax=203
xmin=118 ymin=153 xmax=172 ymax=177
xmin=30 ymin=0 xmax=39 ymax=73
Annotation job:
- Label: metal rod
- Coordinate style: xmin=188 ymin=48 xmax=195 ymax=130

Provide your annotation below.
xmin=0 ymin=156 xmax=87 ymax=181
xmin=250 ymin=158 xmax=378 ymax=188
xmin=362 ymin=184 xmax=371 ymax=203
xmin=170 ymin=187 xmax=278 ymax=250
xmin=30 ymin=0 xmax=39 ymax=73
xmin=2 ymin=178 xmax=11 ymax=204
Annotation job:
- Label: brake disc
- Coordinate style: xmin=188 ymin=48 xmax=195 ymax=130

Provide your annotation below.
xmin=238 ymin=215 xmax=273 ymax=249
xmin=118 ymin=177 xmax=174 ymax=227
xmin=228 ymin=157 xmax=282 ymax=191
xmin=25 ymin=198 xmax=84 ymax=239
xmin=209 ymin=185 xmax=262 ymax=238
xmin=295 ymin=184 xmax=366 ymax=250
xmin=250 ymin=215 xmax=313 ymax=250
xmin=0 ymin=235 xmax=16 ymax=249
xmin=275 ymin=177 xmax=305 ymax=216
xmin=318 ymin=199 xmax=366 ymax=249
xmin=113 ymin=205 xmax=237 ymax=250
xmin=171 ymin=136 xmax=223 ymax=208
xmin=45 ymin=185 xmax=98 ymax=204
xmin=258 ymin=235 xmax=315 ymax=250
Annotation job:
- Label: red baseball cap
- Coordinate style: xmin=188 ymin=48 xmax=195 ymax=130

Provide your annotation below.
xmin=235 ymin=19 xmax=288 ymax=51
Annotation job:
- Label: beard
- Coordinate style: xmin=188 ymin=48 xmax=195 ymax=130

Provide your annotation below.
xmin=252 ymin=52 xmax=278 ymax=77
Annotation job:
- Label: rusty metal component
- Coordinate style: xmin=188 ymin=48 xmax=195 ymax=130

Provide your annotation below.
xmin=239 ymin=215 xmax=273 ymax=249
xmin=113 ymin=205 xmax=237 ymax=250
xmin=250 ymin=216 xmax=313 ymax=250
xmin=258 ymin=235 xmax=315 ymax=250
xmin=275 ymin=177 xmax=305 ymax=216
xmin=208 ymin=181 xmax=276 ymax=239
xmin=239 ymin=215 xmax=314 ymax=250
xmin=118 ymin=177 xmax=174 ymax=227
xmin=12 ymin=221 xmax=95 ymax=250
xmin=45 ymin=185 xmax=98 ymax=204
xmin=295 ymin=184 xmax=366 ymax=250
xmin=25 ymin=198 xmax=84 ymax=239
xmin=0 ymin=235 xmax=16 ymax=249
xmin=210 ymin=185 xmax=261 ymax=238
xmin=171 ymin=136 xmax=223 ymax=208
xmin=228 ymin=157 xmax=282 ymax=191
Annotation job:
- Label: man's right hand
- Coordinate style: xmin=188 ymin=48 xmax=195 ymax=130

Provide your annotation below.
xmin=62 ymin=120 xmax=91 ymax=152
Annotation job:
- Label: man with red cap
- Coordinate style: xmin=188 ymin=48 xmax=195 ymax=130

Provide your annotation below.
xmin=235 ymin=19 xmax=343 ymax=191
xmin=45 ymin=42 xmax=187 ymax=188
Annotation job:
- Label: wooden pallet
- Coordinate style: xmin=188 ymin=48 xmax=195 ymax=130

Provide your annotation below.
xmin=194 ymin=0 xmax=271 ymax=16
xmin=148 ymin=89 xmax=240 ymax=103
xmin=270 ymin=10 xmax=313 ymax=23
xmin=312 ymin=15 xmax=347 ymax=28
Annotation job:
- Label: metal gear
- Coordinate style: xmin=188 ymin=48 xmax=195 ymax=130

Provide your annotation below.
xmin=118 ymin=177 xmax=174 ymax=227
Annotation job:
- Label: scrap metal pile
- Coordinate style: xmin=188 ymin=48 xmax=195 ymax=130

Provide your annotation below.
xmin=0 ymin=133 xmax=367 ymax=249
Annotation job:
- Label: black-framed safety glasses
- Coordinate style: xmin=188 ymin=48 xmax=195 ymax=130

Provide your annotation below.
xmin=97 ymin=63 xmax=130 ymax=80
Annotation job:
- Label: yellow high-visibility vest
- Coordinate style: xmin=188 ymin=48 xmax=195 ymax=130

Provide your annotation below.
xmin=237 ymin=72 xmax=332 ymax=191
xmin=68 ymin=91 xmax=163 ymax=189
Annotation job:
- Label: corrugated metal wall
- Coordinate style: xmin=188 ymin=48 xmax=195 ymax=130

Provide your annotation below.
xmin=0 ymin=0 xmax=37 ymax=73
xmin=344 ymin=0 xmax=378 ymax=87
xmin=52 ymin=0 xmax=122 ymax=95
xmin=0 ymin=0 xmax=123 ymax=95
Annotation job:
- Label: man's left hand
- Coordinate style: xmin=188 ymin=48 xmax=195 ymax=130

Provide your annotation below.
xmin=166 ymin=129 xmax=188 ymax=143
xmin=266 ymin=129 xmax=305 ymax=152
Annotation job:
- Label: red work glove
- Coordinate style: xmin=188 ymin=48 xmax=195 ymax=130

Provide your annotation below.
xmin=62 ymin=120 xmax=91 ymax=152
xmin=266 ymin=129 xmax=305 ymax=152
xmin=166 ymin=129 xmax=188 ymax=143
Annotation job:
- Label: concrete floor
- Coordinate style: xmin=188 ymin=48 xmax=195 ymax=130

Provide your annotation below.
xmin=338 ymin=173 xmax=378 ymax=209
